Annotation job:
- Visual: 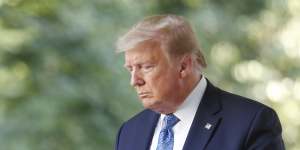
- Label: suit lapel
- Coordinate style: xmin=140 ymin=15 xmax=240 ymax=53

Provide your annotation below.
xmin=134 ymin=110 xmax=160 ymax=150
xmin=183 ymin=80 xmax=222 ymax=150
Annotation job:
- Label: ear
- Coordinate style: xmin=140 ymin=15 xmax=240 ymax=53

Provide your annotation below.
xmin=179 ymin=55 xmax=193 ymax=78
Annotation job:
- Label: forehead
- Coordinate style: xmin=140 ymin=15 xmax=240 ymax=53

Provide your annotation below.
xmin=124 ymin=42 xmax=168 ymax=65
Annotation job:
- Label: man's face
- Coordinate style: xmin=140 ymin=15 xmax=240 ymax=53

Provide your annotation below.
xmin=124 ymin=43 xmax=182 ymax=113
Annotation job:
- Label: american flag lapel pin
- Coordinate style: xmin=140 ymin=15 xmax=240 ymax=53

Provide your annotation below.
xmin=204 ymin=123 xmax=212 ymax=130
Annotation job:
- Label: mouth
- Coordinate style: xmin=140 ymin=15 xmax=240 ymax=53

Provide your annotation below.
xmin=138 ymin=92 xmax=151 ymax=99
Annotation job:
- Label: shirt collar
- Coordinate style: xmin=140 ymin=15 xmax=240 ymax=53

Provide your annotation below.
xmin=174 ymin=76 xmax=207 ymax=124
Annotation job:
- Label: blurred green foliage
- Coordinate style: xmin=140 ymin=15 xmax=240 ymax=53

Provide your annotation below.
xmin=0 ymin=0 xmax=299 ymax=149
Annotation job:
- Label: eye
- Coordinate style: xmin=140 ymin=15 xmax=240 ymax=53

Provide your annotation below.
xmin=142 ymin=64 xmax=154 ymax=72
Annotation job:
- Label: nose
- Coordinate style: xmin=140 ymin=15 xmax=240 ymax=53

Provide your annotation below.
xmin=130 ymin=70 xmax=145 ymax=87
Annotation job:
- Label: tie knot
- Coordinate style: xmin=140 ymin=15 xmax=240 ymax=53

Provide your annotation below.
xmin=162 ymin=114 xmax=179 ymax=129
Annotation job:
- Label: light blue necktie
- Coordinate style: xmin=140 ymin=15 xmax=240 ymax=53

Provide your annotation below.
xmin=156 ymin=114 xmax=179 ymax=150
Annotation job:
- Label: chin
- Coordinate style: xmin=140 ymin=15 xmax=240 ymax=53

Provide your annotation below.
xmin=141 ymin=99 xmax=156 ymax=108
xmin=141 ymin=99 xmax=165 ymax=113
xmin=142 ymin=102 xmax=155 ymax=110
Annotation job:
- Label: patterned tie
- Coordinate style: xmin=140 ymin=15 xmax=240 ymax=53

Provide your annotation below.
xmin=156 ymin=114 xmax=179 ymax=150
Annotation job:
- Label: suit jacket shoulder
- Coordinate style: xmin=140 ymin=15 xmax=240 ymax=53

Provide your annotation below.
xmin=193 ymin=82 xmax=285 ymax=150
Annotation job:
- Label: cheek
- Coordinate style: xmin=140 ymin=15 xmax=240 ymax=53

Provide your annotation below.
xmin=149 ymin=73 xmax=179 ymax=96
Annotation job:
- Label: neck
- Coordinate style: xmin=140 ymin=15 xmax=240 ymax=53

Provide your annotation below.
xmin=183 ymin=74 xmax=202 ymax=99
xmin=161 ymin=74 xmax=201 ymax=114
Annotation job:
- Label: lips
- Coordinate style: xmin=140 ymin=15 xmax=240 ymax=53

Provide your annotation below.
xmin=138 ymin=92 xmax=151 ymax=98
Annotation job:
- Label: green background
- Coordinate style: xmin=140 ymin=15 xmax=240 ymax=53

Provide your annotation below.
xmin=0 ymin=0 xmax=299 ymax=149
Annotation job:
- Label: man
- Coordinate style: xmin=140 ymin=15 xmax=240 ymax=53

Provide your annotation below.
xmin=115 ymin=14 xmax=285 ymax=150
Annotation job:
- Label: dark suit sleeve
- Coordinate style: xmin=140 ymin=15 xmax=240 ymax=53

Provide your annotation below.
xmin=245 ymin=107 xmax=285 ymax=150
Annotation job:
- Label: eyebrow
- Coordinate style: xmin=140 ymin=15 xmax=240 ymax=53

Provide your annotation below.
xmin=123 ymin=61 xmax=155 ymax=68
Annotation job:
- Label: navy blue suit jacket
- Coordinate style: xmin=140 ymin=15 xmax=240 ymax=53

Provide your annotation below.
xmin=115 ymin=80 xmax=285 ymax=150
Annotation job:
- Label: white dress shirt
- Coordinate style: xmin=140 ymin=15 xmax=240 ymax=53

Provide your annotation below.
xmin=150 ymin=76 xmax=207 ymax=150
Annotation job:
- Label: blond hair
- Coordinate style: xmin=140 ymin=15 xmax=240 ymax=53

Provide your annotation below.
xmin=116 ymin=14 xmax=207 ymax=68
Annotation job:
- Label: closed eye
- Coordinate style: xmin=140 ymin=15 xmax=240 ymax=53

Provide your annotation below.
xmin=142 ymin=64 xmax=155 ymax=72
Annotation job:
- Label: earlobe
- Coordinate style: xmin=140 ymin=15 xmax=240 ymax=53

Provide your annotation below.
xmin=180 ymin=63 xmax=187 ymax=78
xmin=180 ymin=69 xmax=187 ymax=78
xmin=179 ymin=55 xmax=192 ymax=78
xmin=180 ymin=61 xmax=189 ymax=78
